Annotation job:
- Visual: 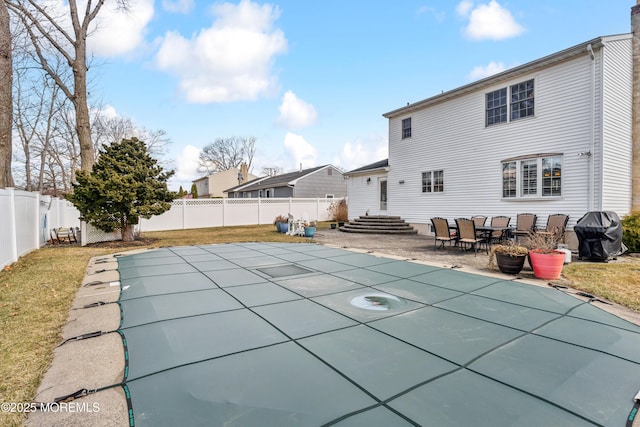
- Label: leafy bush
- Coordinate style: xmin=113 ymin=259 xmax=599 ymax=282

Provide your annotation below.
xmin=622 ymin=210 xmax=640 ymax=253
xmin=327 ymin=199 xmax=348 ymax=222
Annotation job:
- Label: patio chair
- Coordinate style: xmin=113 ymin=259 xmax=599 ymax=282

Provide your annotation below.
xmin=455 ymin=217 xmax=487 ymax=256
xmin=431 ymin=217 xmax=456 ymax=250
xmin=536 ymin=214 xmax=569 ymax=241
xmin=513 ymin=213 xmax=537 ymax=243
xmin=471 ymin=216 xmax=487 ymax=227
xmin=488 ymin=215 xmax=511 ymax=244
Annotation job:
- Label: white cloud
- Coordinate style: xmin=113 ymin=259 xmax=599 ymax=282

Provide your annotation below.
xmin=455 ymin=1 xmax=473 ymax=17
xmin=172 ymin=144 xmax=203 ymax=189
xmin=88 ymin=0 xmax=155 ymax=57
xmin=417 ymin=6 xmax=445 ymax=23
xmin=283 ymin=132 xmax=317 ymax=170
xmin=97 ymin=104 xmax=119 ymax=120
xmin=333 ymin=136 xmax=388 ymax=172
xmin=459 ymin=1 xmax=524 ymax=41
xmin=468 ymin=61 xmax=506 ymax=80
xmin=154 ymin=0 xmax=287 ymax=103
xmin=276 ymin=91 xmax=318 ymax=129
xmin=162 ymin=0 xmax=194 ymax=14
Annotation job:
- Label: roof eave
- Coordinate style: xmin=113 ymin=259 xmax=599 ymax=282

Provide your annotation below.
xmin=383 ymin=36 xmax=613 ymax=119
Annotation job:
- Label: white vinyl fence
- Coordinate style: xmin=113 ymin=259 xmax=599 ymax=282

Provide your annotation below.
xmin=1 ymin=192 xmax=341 ymax=269
xmin=0 ymin=188 xmax=80 ymax=269
xmin=138 ymin=197 xmax=338 ymax=232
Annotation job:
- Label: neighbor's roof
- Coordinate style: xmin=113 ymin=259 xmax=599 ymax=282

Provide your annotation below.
xmin=225 ymin=165 xmax=339 ymax=193
xmin=383 ymin=34 xmax=631 ymax=119
xmin=345 ymin=159 xmax=389 ymax=176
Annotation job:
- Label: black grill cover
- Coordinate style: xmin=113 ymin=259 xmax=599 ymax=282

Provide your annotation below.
xmin=574 ymin=211 xmax=626 ymax=260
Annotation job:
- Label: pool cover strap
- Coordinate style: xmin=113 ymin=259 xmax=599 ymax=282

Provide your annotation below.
xmin=56 ymin=330 xmax=117 ymax=347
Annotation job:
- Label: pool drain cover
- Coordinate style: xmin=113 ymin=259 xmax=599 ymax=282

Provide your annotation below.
xmin=350 ymin=293 xmax=407 ymax=311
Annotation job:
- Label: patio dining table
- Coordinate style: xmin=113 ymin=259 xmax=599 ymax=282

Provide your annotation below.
xmin=475 ymin=225 xmax=514 ymax=247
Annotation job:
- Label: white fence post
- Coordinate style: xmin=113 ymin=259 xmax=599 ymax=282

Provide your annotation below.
xmin=258 ymin=198 xmax=261 ymax=224
xmin=7 ymin=188 xmax=18 ymax=266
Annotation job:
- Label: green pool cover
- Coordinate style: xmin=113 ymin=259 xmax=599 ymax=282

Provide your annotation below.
xmin=115 ymin=243 xmax=640 ymax=426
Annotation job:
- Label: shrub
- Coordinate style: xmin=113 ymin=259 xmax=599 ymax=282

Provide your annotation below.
xmin=622 ymin=210 xmax=640 ymax=253
xmin=327 ymin=199 xmax=348 ymax=222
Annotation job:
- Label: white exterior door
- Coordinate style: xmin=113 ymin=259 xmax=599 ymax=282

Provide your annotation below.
xmin=379 ymin=179 xmax=387 ymax=212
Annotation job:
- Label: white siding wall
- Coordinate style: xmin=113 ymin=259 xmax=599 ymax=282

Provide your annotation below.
xmin=601 ymin=38 xmax=633 ymax=215
xmin=346 ymin=172 xmax=388 ymax=218
xmin=387 ymin=51 xmax=601 ymax=232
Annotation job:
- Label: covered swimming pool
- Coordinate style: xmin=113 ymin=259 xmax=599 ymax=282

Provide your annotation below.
xmin=114 ymin=242 xmax=640 ymax=426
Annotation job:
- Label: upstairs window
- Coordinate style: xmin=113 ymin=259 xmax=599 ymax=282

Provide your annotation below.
xmin=502 ymin=155 xmax=561 ymax=199
xmin=510 ymin=79 xmax=534 ymax=120
xmin=486 ymin=88 xmax=507 ymax=126
xmin=402 ymin=118 xmax=412 ymax=139
xmin=486 ymin=79 xmax=534 ymax=126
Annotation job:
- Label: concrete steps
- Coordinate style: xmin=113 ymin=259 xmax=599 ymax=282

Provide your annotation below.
xmin=339 ymin=215 xmax=418 ymax=235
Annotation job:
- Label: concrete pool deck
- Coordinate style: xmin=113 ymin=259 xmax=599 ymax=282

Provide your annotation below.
xmin=26 ymin=239 xmax=640 ymax=426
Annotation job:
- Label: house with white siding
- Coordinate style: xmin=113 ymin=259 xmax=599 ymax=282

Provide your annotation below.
xmin=346 ymin=34 xmax=634 ymax=241
xmin=226 ymin=164 xmax=347 ymax=199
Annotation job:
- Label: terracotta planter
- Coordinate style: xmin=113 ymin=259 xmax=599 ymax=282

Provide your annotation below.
xmin=495 ymin=253 xmax=526 ymax=274
xmin=529 ymin=250 xmax=565 ymax=280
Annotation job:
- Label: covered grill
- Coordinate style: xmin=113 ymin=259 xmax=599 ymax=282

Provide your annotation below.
xmin=574 ymin=211 xmax=626 ymax=261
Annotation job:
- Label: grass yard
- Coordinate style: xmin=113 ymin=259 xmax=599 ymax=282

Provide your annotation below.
xmin=0 ymin=223 xmax=638 ymax=426
xmin=562 ymin=257 xmax=640 ymax=312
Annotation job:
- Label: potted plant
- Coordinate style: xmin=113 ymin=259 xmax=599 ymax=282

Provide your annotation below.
xmin=273 ymin=214 xmax=287 ymax=233
xmin=488 ymin=240 xmax=529 ymax=274
xmin=304 ymin=220 xmax=317 ymax=237
xmin=327 ymin=199 xmax=348 ymax=229
xmin=527 ymin=231 xmax=565 ymax=280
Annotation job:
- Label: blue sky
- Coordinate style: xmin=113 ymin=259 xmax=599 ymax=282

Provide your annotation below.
xmin=85 ymin=0 xmax=633 ymax=191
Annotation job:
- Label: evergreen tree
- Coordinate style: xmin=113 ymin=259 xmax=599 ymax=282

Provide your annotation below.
xmin=190 ymin=183 xmax=198 ymax=199
xmin=67 ymin=138 xmax=175 ymax=241
xmin=178 ymin=185 xmax=186 ymax=197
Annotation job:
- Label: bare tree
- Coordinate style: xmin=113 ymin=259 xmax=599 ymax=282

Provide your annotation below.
xmin=199 ymin=136 xmax=256 ymax=174
xmin=262 ymin=166 xmax=282 ymax=177
xmin=0 ymin=0 xmax=14 ymax=187
xmin=92 ymin=114 xmax=171 ymax=158
xmin=5 ymin=0 xmax=129 ymax=172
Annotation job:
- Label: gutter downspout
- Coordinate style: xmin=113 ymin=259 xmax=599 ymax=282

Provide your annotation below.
xmin=631 ymin=2 xmax=640 ymax=211
xmin=587 ymin=43 xmax=596 ymax=212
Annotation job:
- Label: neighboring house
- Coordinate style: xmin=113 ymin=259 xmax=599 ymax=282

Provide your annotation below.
xmin=226 ymin=165 xmax=346 ymax=198
xmin=347 ymin=33 xmax=635 ymax=235
xmin=192 ymin=164 xmax=258 ymax=198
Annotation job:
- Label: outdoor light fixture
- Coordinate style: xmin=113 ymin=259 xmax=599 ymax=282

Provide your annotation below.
xmin=399 ymin=180 xmax=405 ymax=184
xmin=578 ymin=151 xmax=592 ymax=157
xmin=366 ymin=177 xmax=371 ymax=184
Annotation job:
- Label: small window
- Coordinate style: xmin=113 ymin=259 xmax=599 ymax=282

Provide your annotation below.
xmin=502 ymin=155 xmax=562 ymax=199
xmin=502 ymin=162 xmax=516 ymax=198
xmin=486 ymin=88 xmax=507 ymax=126
xmin=402 ymin=118 xmax=412 ymax=139
xmin=421 ymin=170 xmax=444 ymax=193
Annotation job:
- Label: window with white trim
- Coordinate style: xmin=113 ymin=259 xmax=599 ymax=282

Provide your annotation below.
xmin=402 ymin=118 xmax=412 ymax=139
xmin=422 ymin=170 xmax=444 ymax=193
xmin=502 ymin=155 xmax=562 ymax=199
xmin=486 ymin=79 xmax=534 ymax=126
